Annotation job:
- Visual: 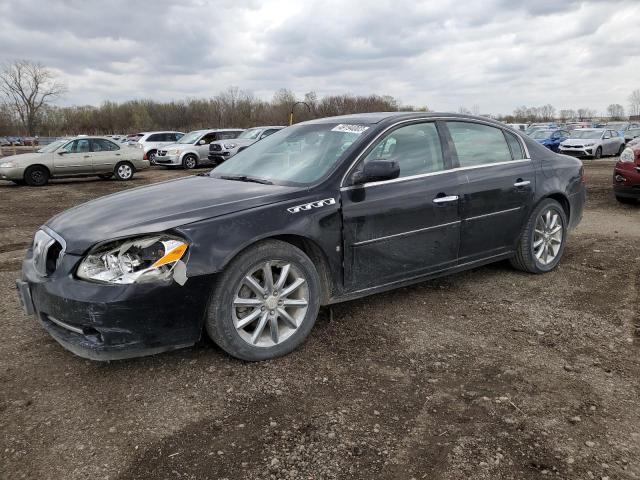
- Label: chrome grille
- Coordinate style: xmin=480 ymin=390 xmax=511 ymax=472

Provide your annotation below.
xmin=209 ymin=144 xmax=222 ymax=152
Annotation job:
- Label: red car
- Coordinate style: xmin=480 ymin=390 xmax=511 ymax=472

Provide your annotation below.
xmin=22 ymin=137 xmax=39 ymax=146
xmin=614 ymin=138 xmax=640 ymax=203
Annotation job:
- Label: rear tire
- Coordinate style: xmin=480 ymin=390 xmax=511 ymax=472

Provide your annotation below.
xmin=206 ymin=240 xmax=321 ymax=361
xmin=24 ymin=165 xmax=49 ymax=186
xmin=510 ymin=198 xmax=567 ymax=274
xmin=182 ymin=154 xmax=197 ymax=170
xmin=114 ymin=162 xmax=134 ymax=181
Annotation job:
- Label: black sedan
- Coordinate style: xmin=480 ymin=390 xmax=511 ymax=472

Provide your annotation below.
xmin=16 ymin=113 xmax=586 ymax=361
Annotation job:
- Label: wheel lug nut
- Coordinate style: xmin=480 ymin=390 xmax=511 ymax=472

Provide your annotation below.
xmin=261 ymin=306 xmax=265 ymax=311
xmin=263 ymin=294 xmax=268 ymax=299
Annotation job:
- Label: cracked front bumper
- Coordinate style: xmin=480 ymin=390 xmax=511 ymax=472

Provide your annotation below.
xmin=18 ymin=247 xmax=213 ymax=360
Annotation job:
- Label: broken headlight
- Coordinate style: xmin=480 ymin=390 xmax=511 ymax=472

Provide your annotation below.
xmin=77 ymin=235 xmax=188 ymax=284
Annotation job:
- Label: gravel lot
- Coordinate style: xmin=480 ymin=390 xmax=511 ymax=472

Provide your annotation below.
xmin=1 ymin=160 xmax=638 ymax=480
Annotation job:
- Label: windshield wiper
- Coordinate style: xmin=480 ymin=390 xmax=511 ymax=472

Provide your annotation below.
xmin=219 ymin=174 xmax=273 ymax=185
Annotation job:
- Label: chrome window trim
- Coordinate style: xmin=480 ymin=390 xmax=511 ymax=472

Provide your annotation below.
xmin=352 ymin=220 xmax=461 ymax=247
xmin=340 ymin=159 xmax=531 ymax=191
xmin=339 ymin=116 xmax=531 ymax=189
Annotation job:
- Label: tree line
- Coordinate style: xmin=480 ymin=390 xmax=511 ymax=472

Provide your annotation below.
xmin=1 ymin=60 xmax=639 ymax=136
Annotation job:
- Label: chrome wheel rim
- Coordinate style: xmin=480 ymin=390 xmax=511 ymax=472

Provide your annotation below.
xmin=232 ymin=261 xmax=309 ymax=348
xmin=533 ymin=208 xmax=563 ymax=266
xmin=148 ymin=152 xmax=156 ymax=162
xmin=31 ymin=171 xmax=45 ymax=184
xmin=185 ymin=157 xmax=196 ymax=168
xmin=118 ymin=164 xmax=132 ymax=179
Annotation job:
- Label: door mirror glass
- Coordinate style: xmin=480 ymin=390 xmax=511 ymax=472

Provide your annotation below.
xmin=603 ymin=133 xmax=610 ymax=139
xmin=353 ymin=160 xmax=400 ymax=184
xmin=198 ymin=139 xmax=206 ymax=145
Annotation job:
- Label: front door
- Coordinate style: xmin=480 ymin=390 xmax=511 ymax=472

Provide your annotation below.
xmin=54 ymin=138 xmax=93 ymax=175
xmin=341 ymin=121 xmax=461 ymax=290
xmin=444 ymin=121 xmax=535 ymax=263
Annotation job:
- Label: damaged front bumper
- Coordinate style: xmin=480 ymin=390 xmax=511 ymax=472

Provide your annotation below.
xmin=17 ymin=247 xmax=212 ymax=361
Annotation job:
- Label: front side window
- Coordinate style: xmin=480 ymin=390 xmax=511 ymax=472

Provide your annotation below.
xmin=62 ymin=139 xmax=90 ymax=153
xmin=447 ymin=122 xmax=512 ymax=167
xmin=361 ymin=122 xmax=444 ymax=178
xmin=213 ymin=122 xmax=369 ymax=185
xmin=200 ymin=133 xmax=217 ymax=144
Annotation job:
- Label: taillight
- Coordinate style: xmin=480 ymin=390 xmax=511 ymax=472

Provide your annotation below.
xmin=142 ymin=151 xmax=148 ymax=160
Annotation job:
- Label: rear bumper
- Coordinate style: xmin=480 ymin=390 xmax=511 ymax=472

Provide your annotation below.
xmin=18 ymin=248 xmax=212 ymax=361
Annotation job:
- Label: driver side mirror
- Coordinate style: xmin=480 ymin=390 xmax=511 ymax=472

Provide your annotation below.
xmin=198 ymin=139 xmax=206 ymax=145
xmin=603 ymin=134 xmax=611 ymax=139
xmin=352 ymin=160 xmax=400 ymax=185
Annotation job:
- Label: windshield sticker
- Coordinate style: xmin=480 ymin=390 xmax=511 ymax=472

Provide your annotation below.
xmin=331 ymin=124 xmax=370 ymax=134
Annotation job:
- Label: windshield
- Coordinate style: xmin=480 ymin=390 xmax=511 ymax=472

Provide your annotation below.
xmin=37 ymin=139 xmax=68 ymax=153
xmin=570 ymin=130 xmax=603 ymax=139
xmin=237 ymin=128 xmax=262 ymax=140
xmin=212 ymin=122 xmax=370 ymax=185
xmin=531 ymin=130 xmax=553 ymax=139
xmin=177 ymin=131 xmax=204 ymax=144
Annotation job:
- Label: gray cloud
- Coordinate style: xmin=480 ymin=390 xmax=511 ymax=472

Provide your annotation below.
xmin=0 ymin=0 xmax=638 ymax=115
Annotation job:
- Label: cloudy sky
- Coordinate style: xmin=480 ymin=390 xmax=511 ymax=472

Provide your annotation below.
xmin=0 ymin=0 xmax=638 ymax=115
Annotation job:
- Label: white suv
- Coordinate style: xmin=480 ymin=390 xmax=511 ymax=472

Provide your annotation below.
xmin=155 ymin=129 xmax=244 ymax=169
xmin=136 ymin=131 xmax=184 ymax=163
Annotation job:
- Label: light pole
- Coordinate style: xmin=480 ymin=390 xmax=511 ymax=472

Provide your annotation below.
xmin=289 ymin=101 xmax=311 ymax=126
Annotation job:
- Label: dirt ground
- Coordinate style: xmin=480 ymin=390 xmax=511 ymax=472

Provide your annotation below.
xmin=0 ymin=160 xmax=638 ymax=480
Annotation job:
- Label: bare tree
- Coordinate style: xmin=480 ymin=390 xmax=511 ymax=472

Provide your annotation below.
xmin=629 ymin=89 xmax=640 ymax=118
xmin=0 ymin=60 xmax=67 ymax=135
xmin=606 ymin=103 xmax=625 ymax=120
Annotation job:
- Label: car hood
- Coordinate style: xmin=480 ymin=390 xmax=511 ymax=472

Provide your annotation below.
xmin=211 ymin=138 xmax=256 ymax=148
xmin=1 ymin=152 xmax=48 ymax=164
xmin=561 ymin=138 xmax=599 ymax=146
xmin=46 ymin=175 xmax=302 ymax=253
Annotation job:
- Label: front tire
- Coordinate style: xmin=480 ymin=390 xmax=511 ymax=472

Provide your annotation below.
xmin=147 ymin=150 xmax=157 ymax=164
xmin=114 ymin=162 xmax=134 ymax=181
xmin=206 ymin=240 xmax=321 ymax=361
xmin=24 ymin=165 xmax=49 ymax=186
xmin=510 ymin=198 xmax=567 ymax=274
xmin=182 ymin=154 xmax=197 ymax=170
xmin=594 ymin=147 xmax=602 ymax=159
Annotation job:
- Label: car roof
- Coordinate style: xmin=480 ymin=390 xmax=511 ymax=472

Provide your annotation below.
xmin=138 ymin=131 xmax=184 ymax=135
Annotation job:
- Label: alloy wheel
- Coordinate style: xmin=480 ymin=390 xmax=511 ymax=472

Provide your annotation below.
xmin=232 ymin=261 xmax=309 ymax=348
xmin=533 ymin=208 xmax=563 ymax=266
xmin=118 ymin=164 xmax=132 ymax=179
xmin=184 ymin=156 xmax=196 ymax=169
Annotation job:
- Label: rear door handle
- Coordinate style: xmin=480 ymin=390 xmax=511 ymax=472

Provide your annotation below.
xmin=513 ymin=180 xmax=530 ymax=187
xmin=433 ymin=195 xmax=459 ymax=204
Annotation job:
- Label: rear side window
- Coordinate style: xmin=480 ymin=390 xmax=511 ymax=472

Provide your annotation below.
xmin=92 ymin=139 xmax=120 ymax=151
xmin=447 ymin=122 xmax=513 ymax=167
xmin=147 ymin=134 xmax=163 ymax=142
xmin=504 ymin=131 xmax=526 ymax=159
xmin=362 ymin=122 xmax=444 ymax=178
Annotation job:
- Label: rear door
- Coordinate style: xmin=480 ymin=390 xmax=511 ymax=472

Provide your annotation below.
xmin=444 ymin=121 xmax=535 ymax=263
xmin=90 ymin=138 xmax=121 ymax=173
xmin=341 ymin=121 xmax=462 ymax=290
xmin=53 ymin=139 xmax=93 ymax=175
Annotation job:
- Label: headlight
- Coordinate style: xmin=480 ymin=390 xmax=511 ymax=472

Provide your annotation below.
xmin=0 ymin=161 xmax=17 ymax=168
xmin=168 ymin=149 xmax=180 ymax=155
xmin=223 ymin=143 xmax=237 ymax=149
xmin=584 ymin=143 xmax=595 ymax=147
xmin=77 ymin=235 xmax=188 ymax=284
xmin=620 ymin=147 xmax=636 ymax=163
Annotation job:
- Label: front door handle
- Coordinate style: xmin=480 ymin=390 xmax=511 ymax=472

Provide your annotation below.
xmin=83 ymin=155 xmax=91 ymax=158
xmin=513 ymin=179 xmax=530 ymax=187
xmin=433 ymin=195 xmax=459 ymax=204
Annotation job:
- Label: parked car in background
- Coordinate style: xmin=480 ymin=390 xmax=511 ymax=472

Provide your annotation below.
xmin=7 ymin=136 xmax=23 ymax=146
xmin=0 ymin=136 xmax=147 ymax=186
xmin=155 ymin=129 xmax=244 ymax=169
xmin=15 ymin=113 xmax=586 ymax=361
xmin=506 ymin=123 xmax=527 ymax=132
xmin=22 ymin=137 xmax=39 ymax=146
xmin=135 ymin=131 xmax=184 ymax=163
xmin=525 ymin=123 xmax=557 ymax=136
xmin=208 ymin=126 xmax=285 ymax=163
xmin=624 ymin=127 xmax=640 ymax=143
xmin=0 ymin=137 xmax=11 ymax=146
xmin=614 ymin=138 xmax=640 ymax=203
xmin=606 ymin=122 xmax=640 ymax=139
xmin=566 ymin=122 xmax=592 ymax=131
xmin=530 ymin=129 xmax=570 ymax=152
xmin=559 ymin=128 xmax=625 ymax=158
